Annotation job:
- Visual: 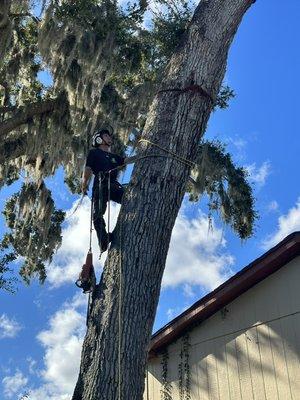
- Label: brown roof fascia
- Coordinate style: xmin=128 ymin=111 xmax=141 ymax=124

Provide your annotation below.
xmin=149 ymin=231 xmax=300 ymax=357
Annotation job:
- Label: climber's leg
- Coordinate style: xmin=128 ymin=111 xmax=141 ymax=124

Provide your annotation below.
xmin=93 ymin=184 xmax=109 ymax=252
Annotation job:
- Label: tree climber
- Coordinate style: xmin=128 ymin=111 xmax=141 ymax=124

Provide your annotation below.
xmin=82 ymin=128 xmax=125 ymax=252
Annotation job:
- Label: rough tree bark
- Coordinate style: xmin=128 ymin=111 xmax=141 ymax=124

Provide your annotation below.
xmin=72 ymin=0 xmax=254 ymax=399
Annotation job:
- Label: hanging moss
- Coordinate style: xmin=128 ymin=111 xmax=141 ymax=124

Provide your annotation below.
xmin=0 ymin=251 xmax=18 ymax=293
xmin=189 ymin=140 xmax=257 ymax=239
xmin=0 ymin=181 xmax=65 ymax=285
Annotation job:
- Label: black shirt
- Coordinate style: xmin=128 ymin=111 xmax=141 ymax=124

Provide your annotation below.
xmin=86 ymin=148 xmax=124 ymax=188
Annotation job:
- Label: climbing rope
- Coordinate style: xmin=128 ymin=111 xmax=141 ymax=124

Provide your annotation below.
xmin=138 ymin=138 xmax=197 ymax=169
xmin=86 ymin=190 xmax=94 ymax=324
xmin=118 ymin=214 xmax=123 ymax=400
xmin=146 ymin=364 xmax=150 ymax=400
xmin=88 ymin=189 xmax=93 ymax=252
xmin=107 ymin=171 xmax=111 ymax=248
xmin=105 ymin=137 xmax=199 ymax=183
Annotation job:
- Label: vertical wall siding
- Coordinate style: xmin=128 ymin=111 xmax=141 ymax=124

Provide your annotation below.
xmin=145 ymin=257 xmax=300 ymax=400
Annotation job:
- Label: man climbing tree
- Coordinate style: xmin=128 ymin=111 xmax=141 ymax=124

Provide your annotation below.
xmin=82 ymin=128 xmax=125 ymax=253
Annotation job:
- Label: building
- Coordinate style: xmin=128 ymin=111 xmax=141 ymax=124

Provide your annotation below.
xmin=145 ymin=232 xmax=300 ymax=400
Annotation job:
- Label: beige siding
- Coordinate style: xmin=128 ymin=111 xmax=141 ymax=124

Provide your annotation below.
xmin=145 ymin=256 xmax=300 ymax=400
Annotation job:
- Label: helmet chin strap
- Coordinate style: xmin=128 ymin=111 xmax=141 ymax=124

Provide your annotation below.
xmin=100 ymin=136 xmax=111 ymax=147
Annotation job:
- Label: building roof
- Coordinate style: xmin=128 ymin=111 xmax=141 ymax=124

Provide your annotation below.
xmin=149 ymin=231 xmax=300 ymax=357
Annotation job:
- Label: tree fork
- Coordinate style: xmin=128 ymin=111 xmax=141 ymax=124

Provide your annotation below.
xmin=73 ymin=0 xmax=255 ymax=399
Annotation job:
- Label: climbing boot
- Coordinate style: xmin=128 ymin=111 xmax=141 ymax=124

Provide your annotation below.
xmin=99 ymin=230 xmax=109 ymax=253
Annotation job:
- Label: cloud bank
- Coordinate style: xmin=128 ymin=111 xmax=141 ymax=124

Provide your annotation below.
xmin=2 ymin=371 xmax=28 ymax=399
xmin=0 ymin=314 xmax=22 ymax=339
xmin=164 ymin=209 xmax=234 ymax=290
xmin=25 ymin=294 xmax=87 ymax=400
xmin=49 ymin=199 xmax=234 ymax=292
xmin=262 ymin=198 xmax=300 ymax=249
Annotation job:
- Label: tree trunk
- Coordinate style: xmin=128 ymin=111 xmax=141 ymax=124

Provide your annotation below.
xmin=72 ymin=0 xmax=254 ymax=399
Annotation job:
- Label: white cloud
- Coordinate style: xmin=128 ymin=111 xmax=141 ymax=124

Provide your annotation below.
xmin=262 ymin=198 xmax=300 ymax=250
xmin=167 ymin=307 xmax=183 ymax=321
xmin=26 ymin=358 xmax=38 ymax=376
xmin=163 ymin=208 xmax=234 ymax=290
xmin=2 ymin=371 xmax=28 ymax=398
xmin=36 ymin=294 xmax=86 ymax=394
xmin=26 ymin=385 xmax=70 ymax=400
xmin=47 ymin=197 xmax=120 ymax=287
xmin=246 ymin=161 xmax=271 ymax=187
xmin=267 ymin=200 xmax=279 ymax=212
xmin=166 ymin=304 xmax=191 ymax=321
xmin=25 ymin=293 xmax=87 ymax=400
xmin=226 ymin=135 xmax=248 ymax=160
xmin=183 ymin=283 xmax=196 ymax=298
xmin=0 ymin=314 xmax=22 ymax=339
xmin=231 ymin=137 xmax=247 ymax=151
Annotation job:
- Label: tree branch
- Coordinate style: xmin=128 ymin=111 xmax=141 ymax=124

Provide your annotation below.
xmin=0 ymin=97 xmax=60 ymax=137
xmin=0 ymin=105 xmax=17 ymax=113
xmin=9 ymin=13 xmax=40 ymax=22
xmin=0 ymin=0 xmax=12 ymax=60
xmin=9 ymin=13 xmax=31 ymax=18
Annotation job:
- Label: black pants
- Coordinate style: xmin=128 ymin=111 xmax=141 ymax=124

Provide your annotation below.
xmin=92 ymin=179 xmax=124 ymax=247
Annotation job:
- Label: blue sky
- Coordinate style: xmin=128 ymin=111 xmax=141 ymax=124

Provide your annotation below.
xmin=1 ymin=1 xmax=300 ymax=399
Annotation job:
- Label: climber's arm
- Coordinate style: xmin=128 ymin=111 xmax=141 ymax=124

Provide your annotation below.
xmin=123 ymin=155 xmax=138 ymax=165
xmin=82 ymin=166 xmax=92 ymax=194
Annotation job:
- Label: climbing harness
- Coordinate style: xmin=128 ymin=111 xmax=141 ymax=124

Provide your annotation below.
xmin=107 ymin=171 xmax=111 ymax=249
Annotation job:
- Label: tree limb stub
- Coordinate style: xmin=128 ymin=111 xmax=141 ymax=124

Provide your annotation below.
xmin=0 ymin=97 xmax=60 ymax=137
